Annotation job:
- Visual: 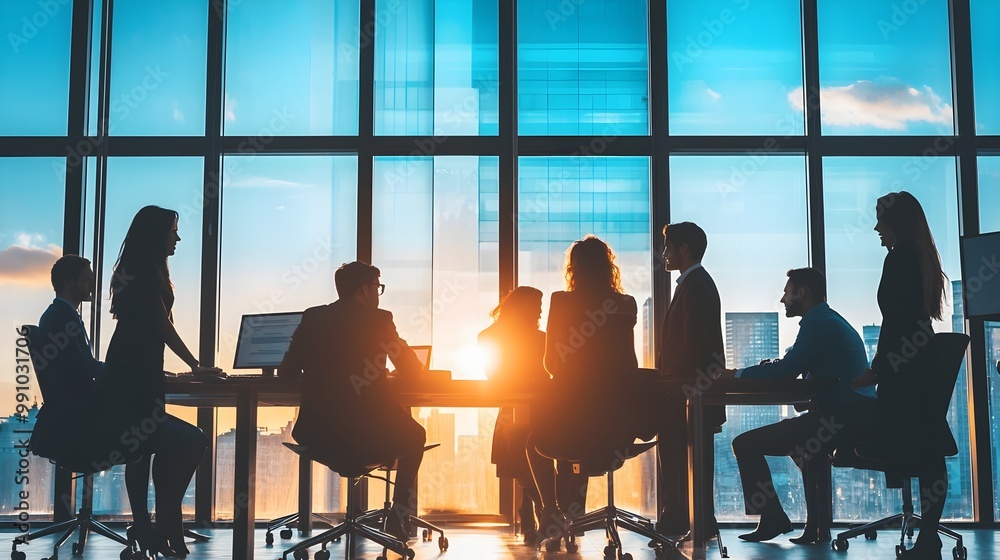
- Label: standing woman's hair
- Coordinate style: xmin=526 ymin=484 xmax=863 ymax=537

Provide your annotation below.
xmin=110 ymin=205 xmax=178 ymax=317
xmin=565 ymin=235 xmax=623 ymax=295
xmin=490 ymin=286 xmax=543 ymax=327
xmin=876 ymin=191 xmax=947 ymax=320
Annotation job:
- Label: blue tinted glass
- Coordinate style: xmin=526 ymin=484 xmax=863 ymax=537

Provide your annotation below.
xmin=817 ymin=0 xmax=953 ymax=135
xmin=823 ymin=157 xmax=971 ymax=521
xmin=517 ymin=0 xmax=649 ymax=135
xmin=667 ymin=0 xmax=804 ymax=136
xmin=109 ymin=0 xmax=208 ymax=136
xmin=375 ymin=1 xmax=433 ymax=134
xmin=225 ymin=0 xmax=359 ymax=136
xmin=0 ymin=0 xmax=72 ymax=135
xmin=981 ymin=157 xmax=1000 ymax=234
xmin=972 ymin=0 xmax=1000 ymax=133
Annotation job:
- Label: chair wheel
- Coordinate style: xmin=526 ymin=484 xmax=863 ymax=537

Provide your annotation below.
xmin=566 ymin=540 xmax=579 ymax=553
xmin=721 ymin=546 xmax=729 ymax=557
xmin=604 ymin=543 xmax=617 ymax=559
xmin=422 ymin=529 xmax=429 ymax=540
xmin=544 ymin=539 xmax=561 ymax=552
xmin=865 ymin=530 xmax=877 ymax=540
xmin=404 ymin=548 xmax=415 ymax=559
xmin=314 ymin=550 xmax=331 ymax=560
xmin=293 ymin=549 xmax=309 ymax=559
xmin=953 ymin=546 xmax=967 ymax=560
xmin=12 ymin=551 xmax=27 ymax=560
xmin=439 ymin=536 xmax=449 ymax=551
xmin=265 ymin=532 xmax=274 ymax=545
xmin=896 ymin=544 xmax=906 ymax=558
xmin=72 ymin=543 xmax=83 ymax=555
xmin=280 ymin=528 xmax=294 ymax=539
xmin=621 ymin=554 xmax=633 ymax=560
xmin=332 ymin=537 xmax=341 ymax=543
xmin=832 ymin=538 xmax=849 ymax=552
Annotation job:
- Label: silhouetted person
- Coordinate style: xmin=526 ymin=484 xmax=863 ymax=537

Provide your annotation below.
xmin=479 ymin=286 xmax=549 ymax=545
xmin=853 ymin=191 xmax=952 ymax=560
xmin=99 ymin=206 xmax=211 ymax=557
xmin=657 ymin=221 xmax=725 ymax=539
xmin=30 ymin=256 xmax=106 ymax=465
xmin=528 ymin=236 xmax=642 ymax=546
xmin=279 ymin=261 xmax=427 ymax=541
xmin=723 ymin=268 xmax=876 ymax=544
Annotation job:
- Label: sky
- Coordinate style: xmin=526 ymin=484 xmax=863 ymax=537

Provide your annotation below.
xmin=1 ymin=0 xmax=998 ymax=430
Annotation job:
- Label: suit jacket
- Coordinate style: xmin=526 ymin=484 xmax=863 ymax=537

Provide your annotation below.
xmin=278 ymin=299 xmax=425 ymax=447
xmin=658 ymin=266 xmax=726 ymax=428
xmin=31 ymin=299 xmax=103 ymax=461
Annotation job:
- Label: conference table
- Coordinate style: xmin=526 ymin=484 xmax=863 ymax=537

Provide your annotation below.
xmin=164 ymin=375 xmax=829 ymax=559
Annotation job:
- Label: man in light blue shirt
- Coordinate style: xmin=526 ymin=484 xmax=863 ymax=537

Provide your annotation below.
xmin=722 ymin=268 xmax=875 ymax=545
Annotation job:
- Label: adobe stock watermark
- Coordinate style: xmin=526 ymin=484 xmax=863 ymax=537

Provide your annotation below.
xmin=878 ymin=0 xmax=931 ymax=41
xmin=7 ymin=0 xmax=71 ymax=54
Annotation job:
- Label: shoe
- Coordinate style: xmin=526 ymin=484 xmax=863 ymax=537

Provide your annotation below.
xmin=898 ymin=535 xmax=943 ymax=560
xmin=789 ymin=525 xmax=831 ymax=545
xmin=536 ymin=508 xmax=565 ymax=551
xmin=738 ymin=511 xmax=793 ymax=542
xmin=384 ymin=506 xmax=412 ymax=543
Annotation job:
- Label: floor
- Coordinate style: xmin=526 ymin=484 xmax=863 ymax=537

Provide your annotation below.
xmin=4 ymin=525 xmax=996 ymax=560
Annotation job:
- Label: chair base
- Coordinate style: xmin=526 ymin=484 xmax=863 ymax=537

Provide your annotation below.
xmin=11 ymin=508 xmax=130 ymax=560
xmin=265 ymin=512 xmax=336 ymax=544
xmin=356 ymin=507 xmax=449 ymax=551
xmin=833 ymin=512 xmax=966 ymax=559
xmin=281 ymin=517 xmax=412 ymax=560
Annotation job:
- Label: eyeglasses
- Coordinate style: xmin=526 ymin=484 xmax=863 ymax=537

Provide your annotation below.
xmin=371 ymin=282 xmax=385 ymax=295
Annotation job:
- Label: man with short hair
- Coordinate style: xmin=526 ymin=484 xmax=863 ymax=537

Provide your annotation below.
xmin=657 ymin=221 xmax=726 ymax=539
xmin=279 ymin=261 xmax=427 ymax=540
xmin=723 ymin=268 xmax=876 ymax=544
xmin=31 ymin=255 xmax=103 ymax=463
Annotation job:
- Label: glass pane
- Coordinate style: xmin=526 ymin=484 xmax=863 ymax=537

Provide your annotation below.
xmin=981 ymin=157 xmax=1000 ymax=234
xmin=0 ymin=0 xmax=72 ymax=135
xmin=667 ymin=0 xmax=804 ymax=136
xmin=0 ymin=158 xmax=65 ymax=517
xmin=109 ymin=0 xmax=208 ymax=136
xmin=972 ymin=0 xmax=1000 ymax=133
xmin=817 ymin=0 xmax=953 ymax=135
xmin=374 ymin=0 xmax=499 ymax=136
xmin=97 ymin=157 xmax=203 ymax=375
xmin=823 ymin=157 xmax=972 ymax=521
xmin=373 ymin=156 xmax=500 ymax=513
xmin=669 ymin=155 xmax=809 ymax=521
xmin=224 ymin=0 xmax=359 ymax=136
xmin=218 ymin=155 xmax=358 ymax=370
xmin=989 ymin=321 xmax=1000 ymax=521
xmin=517 ymin=0 xmax=649 ymax=135
xmin=517 ymin=156 xmax=654 ymax=515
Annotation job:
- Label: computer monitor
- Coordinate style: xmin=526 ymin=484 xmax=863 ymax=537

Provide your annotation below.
xmin=233 ymin=312 xmax=303 ymax=374
xmin=961 ymin=231 xmax=1000 ymax=321
xmin=410 ymin=345 xmax=432 ymax=369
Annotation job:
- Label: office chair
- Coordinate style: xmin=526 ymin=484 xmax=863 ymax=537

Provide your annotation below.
xmin=536 ymin=439 xmax=678 ymax=560
xmin=830 ymin=332 xmax=969 ymax=560
xmin=279 ymin=442 xmax=446 ymax=560
xmin=12 ymin=326 xmax=132 ymax=560
xmin=264 ymin=454 xmax=335 ymax=545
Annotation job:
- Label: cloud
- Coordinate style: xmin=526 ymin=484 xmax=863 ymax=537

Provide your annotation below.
xmin=0 ymin=241 xmax=61 ymax=286
xmin=225 ymin=94 xmax=237 ymax=122
xmin=172 ymin=103 xmax=185 ymax=123
xmin=706 ymin=87 xmax=721 ymax=101
xmin=788 ymin=80 xmax=953 ymax=130
xmin=223 ymin=175 xmax=316 ymax=189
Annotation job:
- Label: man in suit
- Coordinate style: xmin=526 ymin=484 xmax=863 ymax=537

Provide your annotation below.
xmin=31 ymin=255 xmax=103 ymax=463
xmin=279 ymin=261 xmax=427 ymax=540
xmin=721 ymin=268 xmax=876 ymax=544
xmin=656 ymin=222 xmax=726 ymax=539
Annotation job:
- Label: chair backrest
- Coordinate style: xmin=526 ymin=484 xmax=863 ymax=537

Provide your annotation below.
xmin=927 ymin=332 xmax=970 ymax=417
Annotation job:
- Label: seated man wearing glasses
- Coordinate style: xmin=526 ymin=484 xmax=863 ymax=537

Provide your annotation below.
xmin=279 ymin=261 xmax=427 ymax=540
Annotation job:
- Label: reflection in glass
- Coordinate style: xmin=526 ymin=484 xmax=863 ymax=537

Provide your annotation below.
xmin=109 ymin=0 xmax=208 ymax=136
xmin=667 ymin=0 xmax=804 ymax=136
xmin=817 ymin=0 xmax=953 ymax=135
xmin=225 ymin=0 xmax=359 ymax=136
xmin=823 ymin=156 xmax=972 ymax=521
xmin=517 ymin=156 xmax=654 ymax=515
xmin=373 ymin=156 xmax=500 ymax=513
xmin=971 ymin=0 xmax=1000 ymax=134
xmin=0 ymin=1 xmax=71 ymax=135
xmin=980 ymin=157 xmax=1000 ymax=234
xmin=987 ymin=322 xmax=1000 ymax=521
xmin=375 ymin=0 xmax=499 ymax=135
xmin=0 ymin=158 xmax=65 ymax=516
xmin=517 ymin=0 xmax=649 ymax=135
xmin=670 ymin=155 xmax=809 ymax=521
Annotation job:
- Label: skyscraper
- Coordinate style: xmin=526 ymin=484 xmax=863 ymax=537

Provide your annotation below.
xmin=863 ymin=324 xmax=881 ymax=364
xmin=641 ymin=296 xmax=655 ymax=369
xmin=725 ymin=312 xmax=779 ymax=368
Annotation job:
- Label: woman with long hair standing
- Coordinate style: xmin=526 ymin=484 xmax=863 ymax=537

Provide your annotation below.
xmin=527 ymin=235 xmax=642 ymax=545
xmin=479 ymin=286 xmax=549 ymax=544
xmin=854 ymin=191 xmax=953 ymax=560
xmin=101 ymin=206 xmax=212 ymax=557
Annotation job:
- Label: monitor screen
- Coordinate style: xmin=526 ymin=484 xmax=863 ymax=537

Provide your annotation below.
xmin=411 ymin=345 xmax=432 ymax=368
xmin=961 ymin=231 xmax=1000 ymax=319
xmin=233 ymin=312 xmax=303 ymax=370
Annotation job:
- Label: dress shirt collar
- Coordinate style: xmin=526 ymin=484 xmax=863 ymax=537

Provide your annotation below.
xmin=675 ymin=262 xmax=704 ymax=286
xmin=798 ymin=301 xmax=830 ymax=325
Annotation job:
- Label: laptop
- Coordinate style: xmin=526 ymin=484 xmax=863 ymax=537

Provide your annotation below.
xmin=232 ymin=312 xmax=304 ymax=376
xmin=410 ymin=345 xmax=432 ymax=369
